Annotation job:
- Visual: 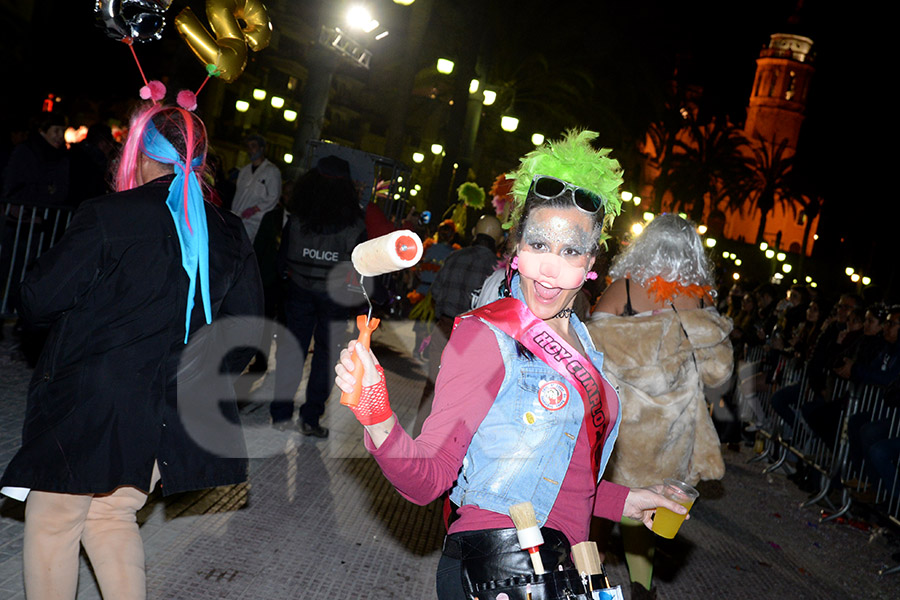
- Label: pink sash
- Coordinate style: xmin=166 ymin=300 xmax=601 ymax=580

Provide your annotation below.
xmin=461 ymin=297 xmax=617 ymax=481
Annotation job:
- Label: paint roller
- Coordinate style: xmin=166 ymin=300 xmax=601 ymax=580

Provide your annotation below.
xmin=340 ymin=230 xmax=423 ymax=407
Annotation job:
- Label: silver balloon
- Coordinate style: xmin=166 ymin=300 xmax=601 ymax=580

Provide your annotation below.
xmin=94 ymin=0 xmax=173 ymax=43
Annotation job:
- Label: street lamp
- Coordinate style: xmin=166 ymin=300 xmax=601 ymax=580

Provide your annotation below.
xmin=270 ymin=96 xmax=285 ymax=108
xmin=430 ymin=143 xmax=443 ymax=155
xmin=482 ymin=90 xmax=497 ymax=105
xmin=531 ymin=133 xmax=544 ymax=145
xmin=436 ymin=58 xmax=455 ymax=74
xmin=235 ymin=100 xmax=250 ymax=112
xmin=252 ymin=88 xmax=266 ymax=101
xmin=469 ymin=79 xmax=480 ymax=94
xmin=500 ymin=115 xmax=519 ymax=132
xmin=412 ymin=152 xmax=425 ymax=163
xmin=283 ymin=109 xmax=297 ymax=122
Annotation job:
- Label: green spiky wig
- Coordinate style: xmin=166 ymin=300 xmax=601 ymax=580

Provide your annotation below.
xmin=506 ymin=129 xmax=624 ymax=243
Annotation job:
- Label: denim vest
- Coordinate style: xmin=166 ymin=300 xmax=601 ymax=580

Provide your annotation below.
xmin=449 ymin=277 xmax=621 ymax=526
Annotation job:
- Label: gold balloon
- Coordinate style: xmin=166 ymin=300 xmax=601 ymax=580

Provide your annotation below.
xmin=175 ymin=0 xmax=273 ymax=83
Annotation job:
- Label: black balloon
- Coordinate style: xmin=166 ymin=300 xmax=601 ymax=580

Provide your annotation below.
xmin=94 ymin=0 xmax=173 ymax=43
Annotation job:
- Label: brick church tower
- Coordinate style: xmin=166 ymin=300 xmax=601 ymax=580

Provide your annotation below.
xmin=744 ymin=33 xmax=815 ymax=154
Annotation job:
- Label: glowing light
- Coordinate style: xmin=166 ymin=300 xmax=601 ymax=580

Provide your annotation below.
xmin=283 ymin=153 xmax=293 ymax=164
xmin=252 ymin=88 xmax=266 ymax=101
xmin=697 ymin=224 xmax=708 ymax=235
xmin=430 ymin=143 xmax=443 ymax=155
xmin=393 ymin=0 xmax=415 ymax=5
xmin=412 ymin=152 xmax=425 ymax=163
xmin=283 ymin=109 xmax=297 ymax=122
xmin=631 ymin=223 xmax=644 ymax=236
xmin=765 ymin=249 xmax=775 ymax=259
xmin=270 ymin=96 xmax=285 ymax=108
xmin=845 ymin=267 xmax=855 ymax=276
xmin=782 ymin=263 xmax=792 ymax=273
xmin=734 ymin=259 xmax=742 ymax=266
xmin=235 ymin=100 xmax=250 ymax=112
xmin=632 ymin=196 xmax=641 ymax=206
xmin=409 ymin=189 xmax=418 ymax=196
xmin=805 ymin=276 xmax=812 ymax=283
xmin=811 ymin=281 xmax=818 ymax=288
xmin=732 ymin=272 xmax=740 ymax=280
xmin=436 ymin=58 xmax=455 ymax=74
xmin=705 ymin=237 xmax=717 ymax=248
xmin=642 ymin=212 xmax=655 ymax=222
xmin=531 ymin=133 xmax=544 ymax=145
xmin=374 ymin=30 xmax=389 ymax=40
xmin=862 ymin=276 xmax=872 ymax=285
xmin=722 ymin=251 xmax=730 ymax=258
xmin=500 ymin=115 xmax=519 ymax=132
xmin=397 ymin=176 xmax=404 ymax=183
xmin=65 ymin=126 xmax=87 ymax=145
xmin=759 ymin=242 xmax=768 ymax=251
xmin=482 ymin=90 xmax=497 ymax=105
xmin=469 ymin=79 xmax=480 ymax=94
xmin=776 ymin=252 xmax=786 ymax=261
xmin=346 ymin=6 xmax=374 ymax=30
xmin=851 ymin=273 xmax=860 ymax=282
xmin=620 ymin=191 xmax=633 ymax=202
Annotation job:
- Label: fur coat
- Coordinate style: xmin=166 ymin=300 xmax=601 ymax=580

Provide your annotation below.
xmin=587 ymin=307 xmax=733 ymax=487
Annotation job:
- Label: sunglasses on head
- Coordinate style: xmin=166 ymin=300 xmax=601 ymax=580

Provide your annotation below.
xmin=528 ymin=175 xmax=606 ymax=217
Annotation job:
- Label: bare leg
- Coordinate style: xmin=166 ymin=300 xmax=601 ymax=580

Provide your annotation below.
xmin=80 ymin=463 xmax=160 ymax=600
xmin=24 ymin=491 xmax=93 ymax=600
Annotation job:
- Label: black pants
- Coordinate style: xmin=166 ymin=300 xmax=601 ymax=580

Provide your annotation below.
xmin=436 ymin=527 xmax=596 ymax=600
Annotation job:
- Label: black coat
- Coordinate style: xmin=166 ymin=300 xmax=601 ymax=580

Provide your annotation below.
xmin=0 ymin=176 xmax=264 ymax=496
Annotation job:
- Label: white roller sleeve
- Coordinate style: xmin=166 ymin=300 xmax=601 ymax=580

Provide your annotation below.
xmin=515 ymin=525 xmax=544 ymax=550
xmin=351 ymin=229 xmax=424 ymax=277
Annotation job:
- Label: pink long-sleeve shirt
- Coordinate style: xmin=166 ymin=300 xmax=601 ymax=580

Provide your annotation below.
xmin=366 ymin=317 xmax=628 ymax=545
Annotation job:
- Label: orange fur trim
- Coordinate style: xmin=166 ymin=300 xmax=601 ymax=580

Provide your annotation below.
xmin=646 ymin=276 xmax=711 ymax=303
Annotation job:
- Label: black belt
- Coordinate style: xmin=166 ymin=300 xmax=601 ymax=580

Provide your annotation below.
xmin=441 ymin=527 xmax=594 ymax=599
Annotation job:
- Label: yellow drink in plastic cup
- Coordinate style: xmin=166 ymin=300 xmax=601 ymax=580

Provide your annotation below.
xmin=651 ymin=478 xmax=699 ymax=539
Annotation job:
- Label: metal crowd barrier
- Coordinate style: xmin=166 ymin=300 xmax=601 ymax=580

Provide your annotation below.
xmin=746 ymin=345 xmax=900 ymax=575
xmin=1 ymin=203 xmax=73 ymax=317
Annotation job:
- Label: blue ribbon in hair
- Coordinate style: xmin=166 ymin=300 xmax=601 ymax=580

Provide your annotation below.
xmin=142 ymin=119 xmax=211 ymax=343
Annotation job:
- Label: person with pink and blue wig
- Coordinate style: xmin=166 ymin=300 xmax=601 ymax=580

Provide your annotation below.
xmin=0 ymin=103 xmax=265 ymax=600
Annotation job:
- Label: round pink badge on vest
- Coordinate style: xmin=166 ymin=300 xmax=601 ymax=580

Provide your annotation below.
xmin=538 ymin=380 xmax=569 ymax=411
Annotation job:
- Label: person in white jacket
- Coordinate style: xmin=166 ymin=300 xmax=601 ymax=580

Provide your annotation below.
xmin=231 ymin=134 xmax=282 ymax=243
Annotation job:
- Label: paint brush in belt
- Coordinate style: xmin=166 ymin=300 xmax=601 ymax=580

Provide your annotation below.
xmin=508 ymin=501 xmax=545 ymax=575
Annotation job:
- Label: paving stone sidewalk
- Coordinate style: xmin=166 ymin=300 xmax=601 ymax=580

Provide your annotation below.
xmin=1 ymin=319 xmax=898 ymax=599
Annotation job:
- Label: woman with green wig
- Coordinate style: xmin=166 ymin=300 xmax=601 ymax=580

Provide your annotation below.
xmin=335 ymin=130 xmax=687 ymax=599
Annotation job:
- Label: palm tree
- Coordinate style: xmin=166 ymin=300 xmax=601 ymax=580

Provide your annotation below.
xmin=655 ymin=116 xmax=755 ymax=223
xmin=744 ymin=135 xmax=799 ymax=245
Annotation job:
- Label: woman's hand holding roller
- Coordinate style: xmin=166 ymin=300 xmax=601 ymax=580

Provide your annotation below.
xmin=335 ymin=342 xmax=396 ymax=444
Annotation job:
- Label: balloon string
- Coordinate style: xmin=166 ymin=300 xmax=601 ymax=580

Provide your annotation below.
xmin=194 ymin=75 xmax=212 ymax=97
xmin=128 ymin=43 xmax=150 ymax=87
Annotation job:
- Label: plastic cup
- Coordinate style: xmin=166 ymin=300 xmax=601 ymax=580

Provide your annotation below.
xmin=651 ymin=478 xmax=699 ymax=539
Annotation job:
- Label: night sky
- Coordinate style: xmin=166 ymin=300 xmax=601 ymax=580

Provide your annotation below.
xmin=8 ymin=1 xmax=880 ymax=295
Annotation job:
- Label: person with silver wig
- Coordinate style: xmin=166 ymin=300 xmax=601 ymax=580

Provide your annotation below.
xmin=607 ymin=213 xmax=713 ymax=293
xmin=588 ymin=213 xmax=733 ymax=599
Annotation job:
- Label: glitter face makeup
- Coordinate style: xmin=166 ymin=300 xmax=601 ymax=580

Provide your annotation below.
xmin=516 ymin=206 xmax=597 ymax=320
